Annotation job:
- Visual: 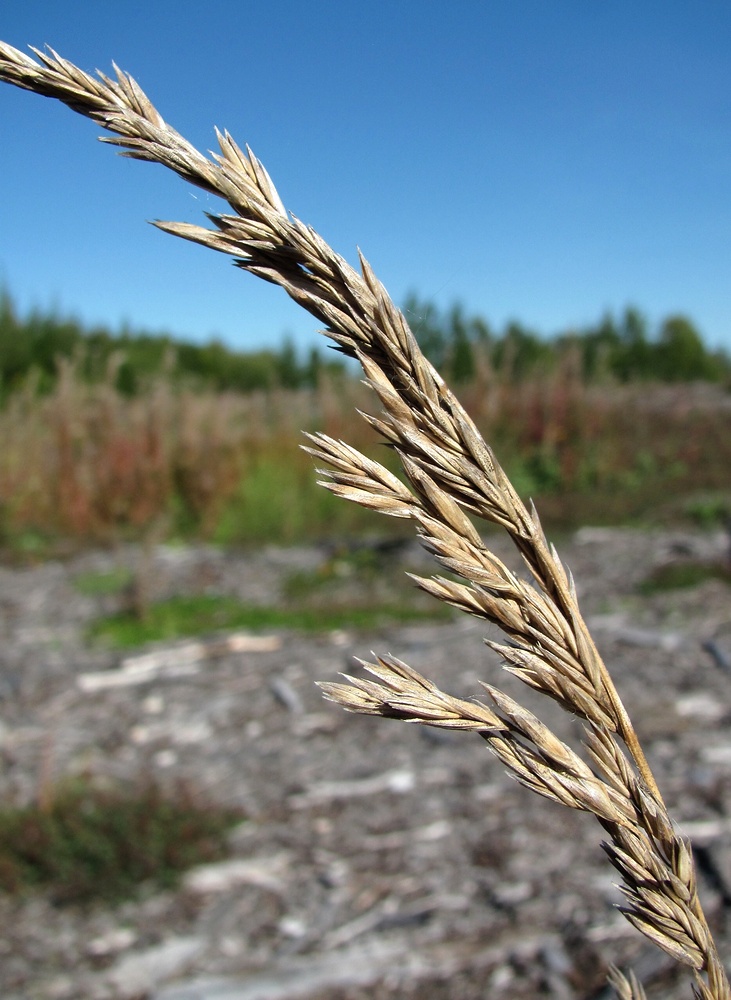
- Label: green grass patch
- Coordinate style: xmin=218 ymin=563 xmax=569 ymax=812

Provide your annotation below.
xmin=683 ymin=494 xmax=730 ymax=529
xmin=213 ymin=457 xmax=386 ymax=545
xmin=0 ymin=527 xmax=61 ymax=564
xmin=638 ymin=560 xmax=731 ymax=595
xmin=73 ymin=566 xmax=134 ymax=596
xmin=0 ymin=778 xmax=242 ymax=906
xmin=88 ymin=592 xmax=448 ymax=648
xmin=283 ymin=547 xmax=393 ymax=600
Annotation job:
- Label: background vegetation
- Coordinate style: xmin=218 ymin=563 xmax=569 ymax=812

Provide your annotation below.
xmin=0 ymin=288 xmax=729 ymax=554
xmin=0 ymin=776 xmax=242 ymax=905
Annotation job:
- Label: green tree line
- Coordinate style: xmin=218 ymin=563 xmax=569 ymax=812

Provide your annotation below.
xmin=403 ymin=294 xmax=730 ymax=384
xmin=0 ymin=287 xmax=728 ymax=398
xmin=0 ymin=290 xmax=342 ymax=397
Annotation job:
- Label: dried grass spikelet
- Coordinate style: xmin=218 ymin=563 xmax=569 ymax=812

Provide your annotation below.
xmin=609 ymin=967 xmax=649 ymax=1000
xmin=0 ymin=41 xmax=728 ymax=999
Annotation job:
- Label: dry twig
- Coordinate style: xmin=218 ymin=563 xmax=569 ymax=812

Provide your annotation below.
xmin=0 ymin=41 xmax=728 ymax=999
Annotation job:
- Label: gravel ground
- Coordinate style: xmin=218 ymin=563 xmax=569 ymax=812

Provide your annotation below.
xmin=0 ymin=527 xmax=729 ymax=999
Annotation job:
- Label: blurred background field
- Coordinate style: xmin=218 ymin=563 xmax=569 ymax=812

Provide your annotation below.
xmin=0 ymin=287 xmax=729 ymax=558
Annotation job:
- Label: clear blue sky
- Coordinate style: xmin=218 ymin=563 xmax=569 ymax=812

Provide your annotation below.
xmin=1 ymin=2 xmax=730 ymax=353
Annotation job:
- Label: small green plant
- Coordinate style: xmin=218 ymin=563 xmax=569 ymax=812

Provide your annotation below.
xmin=0 ymin=527 xmax=57 ymax=563
xmin=282 ymin=542 xmax=414 ymax=599
xmin=684 ymin=494 xmax=730 ymax=529
xmin=638 ymin=560 xmax=731 ymax=595
xmin=73 ymin=566 xmax=134 ymax=596
xmin=0 ymin=778 xmax=242 ymax=905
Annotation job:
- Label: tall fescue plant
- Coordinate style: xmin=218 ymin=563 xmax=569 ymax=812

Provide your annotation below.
xmin=0 ymin=43 xmax=728 ymax=998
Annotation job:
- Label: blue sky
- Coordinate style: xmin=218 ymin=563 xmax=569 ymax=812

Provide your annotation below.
xmin=1 ymin=2 xmax=730 ymax=353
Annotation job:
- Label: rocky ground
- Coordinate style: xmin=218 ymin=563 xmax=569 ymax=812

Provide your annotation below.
xmin=0 ymin=526 xmax=730 ymax=999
